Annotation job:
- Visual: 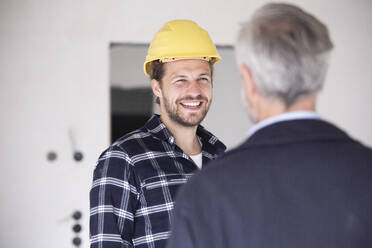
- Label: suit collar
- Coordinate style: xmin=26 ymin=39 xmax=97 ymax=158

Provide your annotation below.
xmin=248 ymin=111 xmax=320 ymax=138
xmin=242 ymin=119 xmax=350 ymax=148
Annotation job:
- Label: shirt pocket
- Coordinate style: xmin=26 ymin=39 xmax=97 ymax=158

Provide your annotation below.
xmin=137 ymin=174 xmax=190 ymax=232
xmin=143 ymin=174 xmax=189 ymax=191
xmin=141 ymin=174 xmax=190 ymax=206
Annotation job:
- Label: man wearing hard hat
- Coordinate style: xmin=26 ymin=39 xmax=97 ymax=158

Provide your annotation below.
xmin=90 ymin=20 xmax=226 ymax=248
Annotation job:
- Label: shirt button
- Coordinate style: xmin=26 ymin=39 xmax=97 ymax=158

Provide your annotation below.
xmin=169 ymin=137 xmax=174 ymax=144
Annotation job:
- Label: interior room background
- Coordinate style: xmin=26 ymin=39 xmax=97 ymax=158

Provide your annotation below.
xmin=1 ymin=0 xmax=371 ymax=247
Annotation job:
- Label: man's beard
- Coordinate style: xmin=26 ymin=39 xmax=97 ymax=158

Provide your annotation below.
xmin=163 ymin=95 xmax=210 ymax=127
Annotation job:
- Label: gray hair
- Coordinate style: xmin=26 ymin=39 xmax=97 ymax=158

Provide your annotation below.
xmin=235 ymin=3 xmax=334 ymax=106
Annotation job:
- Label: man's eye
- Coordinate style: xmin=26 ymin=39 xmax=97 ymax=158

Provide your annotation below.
xmin=200 ymin=77 xmax=209 ymax=81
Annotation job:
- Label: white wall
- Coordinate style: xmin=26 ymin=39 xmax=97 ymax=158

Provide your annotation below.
xmin=1 ymin=0 xmax=371 ymax=247
xmin=0 ymin=1 xmax=111 ymax=247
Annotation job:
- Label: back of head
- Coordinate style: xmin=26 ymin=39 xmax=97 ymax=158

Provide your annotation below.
xmin=235 ymin=3 xmax=334 ymax=106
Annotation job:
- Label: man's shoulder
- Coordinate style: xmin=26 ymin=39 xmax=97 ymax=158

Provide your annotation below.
xmin=98 ymin=126 xmax=156 ymax=160
xmin=183 ymin=119 xmax=372 ymax=192
xmin=208 ymin=119 xmax=372 ymax=166
xmin=113 ymin=127 xmax=152 ymax=149
xmin=109 ymin=114 xmax=167 ymax=150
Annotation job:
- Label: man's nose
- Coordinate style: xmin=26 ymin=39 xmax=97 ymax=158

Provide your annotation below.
xmin=186 ymin=80 xmax=202 ymax=97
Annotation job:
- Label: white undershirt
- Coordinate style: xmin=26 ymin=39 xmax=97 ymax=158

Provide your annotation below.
xmin=190 ymin=153 xmax=203 ymax=169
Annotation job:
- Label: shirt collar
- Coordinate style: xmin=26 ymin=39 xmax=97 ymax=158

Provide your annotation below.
xmin=248 ymin=111 xmax=320 ymax=138
xmin=197 ymin=124 xmax=226 ymax=156
xmin=145 ymin=114 xmax=226 ymax=155
xmin=145 ymin=115 xmax=174 ymax=144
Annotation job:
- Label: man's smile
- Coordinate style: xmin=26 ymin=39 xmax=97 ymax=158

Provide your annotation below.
xmin=179 ymin=100 xmax=204 ymax=110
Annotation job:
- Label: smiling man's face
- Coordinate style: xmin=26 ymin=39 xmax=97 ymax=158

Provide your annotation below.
xmin=153 ymin=59 xmax=213 ymax=127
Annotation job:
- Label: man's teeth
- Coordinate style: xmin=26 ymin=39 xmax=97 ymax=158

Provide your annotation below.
xmin=182 ymin=102 xmax=201 ymax=107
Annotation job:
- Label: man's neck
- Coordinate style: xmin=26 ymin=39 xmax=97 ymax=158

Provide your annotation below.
xmin=257 ymin=94 xmax=317 ymax=122
xmin=160 ymin=114 xmax=201 ymax=156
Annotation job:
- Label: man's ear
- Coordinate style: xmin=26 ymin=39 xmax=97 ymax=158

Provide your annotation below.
xmin=240 ymin=64 xmax=257 ymax=102
xmin=151 ymin=79 xmax=162 ymax=99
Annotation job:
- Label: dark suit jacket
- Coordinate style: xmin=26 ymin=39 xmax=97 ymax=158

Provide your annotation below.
xmin=167 ymin=119 xmax=372 ymax=248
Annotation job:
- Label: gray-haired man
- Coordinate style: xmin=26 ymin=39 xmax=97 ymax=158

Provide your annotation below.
xmin=167 ymin=3 xmax=372 ymax=248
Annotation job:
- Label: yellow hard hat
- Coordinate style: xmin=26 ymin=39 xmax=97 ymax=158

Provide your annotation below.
xmin=144 ymin=20 xmax=221 ymax=76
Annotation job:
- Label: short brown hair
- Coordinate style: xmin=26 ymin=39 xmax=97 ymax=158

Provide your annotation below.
xmin=149 ymin=60 xmax=165 ymax=104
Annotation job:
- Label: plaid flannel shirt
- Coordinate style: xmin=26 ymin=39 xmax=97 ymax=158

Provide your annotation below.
xmin=90 ymin=115 xmax=226 ymax=248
